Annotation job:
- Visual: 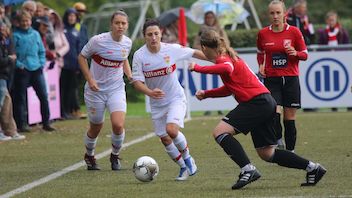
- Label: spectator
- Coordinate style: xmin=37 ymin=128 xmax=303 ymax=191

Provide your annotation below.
xmin=48 ymin=9 xmax=69 ymax=70
xmin=61 ymin=8 xmax=81 ymax=120
xmin=12 ymin=10 xmax=55 ymax=132
xmin=193 ymin=11 xmax=230 ymax=50
xmin=0 ymin=4 xmax=11 ymax=28
xmin=318 ymin=11 xmax=351 ymax=112
xmin=72 ymin=2 xmax=88 ymax=119
xmin=318 ymin=11 xmax=349 ymax=46
xmin=193 ymin=11 xmax=228 ymax=116
xmin=73 ymin=2 xmax=88 ymax=51
xmin=21 ymin=1 xmax=36 ymax=17
xmin=33 ymin=16 xmax=56 ymax=62
xmin=0 ymin=22 xmax=25 ymax=141
xmin=286 ymin=0 xmax=315 ymax=45
xmin=34 ymin=1 xmax=45 ymax=18
xmin=161 ymin=20 xmax=179 ymax=44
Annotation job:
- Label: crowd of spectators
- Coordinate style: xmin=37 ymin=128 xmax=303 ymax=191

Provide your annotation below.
xmin=0 ymin=1 xmax=88 ymax=141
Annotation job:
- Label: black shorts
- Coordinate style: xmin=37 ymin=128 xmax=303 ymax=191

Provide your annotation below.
xmin=264 ymin=76 xmax=301 ymax=108
xmin=221 ymin=93 xmax=278 ymax=148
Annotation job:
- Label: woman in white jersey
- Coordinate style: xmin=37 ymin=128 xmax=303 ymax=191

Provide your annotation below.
xmin=132 ymin=19 xmax=207 ymax=181
xmin=78 ymin=10 xmax=132 ymax=171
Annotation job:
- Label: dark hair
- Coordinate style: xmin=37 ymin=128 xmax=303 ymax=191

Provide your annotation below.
xmin=110 ymin=10 xmax=128 ymax=23
xmin=142 ymin=19 xmax=161 ymax=36
xmin=200 ymin=29 xmax=237 ymax=60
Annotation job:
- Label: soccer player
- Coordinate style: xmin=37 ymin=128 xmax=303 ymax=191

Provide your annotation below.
xmin=78 ymin=10 xmax=132 ymax=171
xmin=131 ymin=19 xmax=206 ymax=181
xmin=257 ymin=0 xmax=308 ymax=152
xmin=189 ymin=29 xmax=326 ymax=189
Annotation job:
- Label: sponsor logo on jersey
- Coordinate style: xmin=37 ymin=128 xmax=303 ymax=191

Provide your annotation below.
xmin=92 ymin=54 xmax=123 ymax=68
xmin=144 ymin=63 xmax=150 ymax=66
xmin=143 ymin=64 xmax=176 ymax=78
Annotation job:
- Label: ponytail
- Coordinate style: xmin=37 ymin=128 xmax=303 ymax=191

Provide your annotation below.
xmin=218 ymin=37 xmax=238 ymax=61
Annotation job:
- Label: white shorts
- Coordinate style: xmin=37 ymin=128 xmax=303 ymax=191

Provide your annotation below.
xmin=84 ymin=88 xmax=126 ymax=124
xmin=151 ymin=99 xmax=186 ymax=137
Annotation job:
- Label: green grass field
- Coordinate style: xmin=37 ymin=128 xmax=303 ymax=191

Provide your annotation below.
xmin=0 ymin=103 xmax=352 ymax=198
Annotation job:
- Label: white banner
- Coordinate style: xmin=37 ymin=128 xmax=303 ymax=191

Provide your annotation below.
xmin=175 ymin=50 xmax=352 ymax=111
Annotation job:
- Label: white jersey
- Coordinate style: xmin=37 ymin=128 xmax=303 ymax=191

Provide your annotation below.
xmin=81 ymin=32 xmax=132 ymax=92
xmin=132 ymin=43 xmax=195 ymax=107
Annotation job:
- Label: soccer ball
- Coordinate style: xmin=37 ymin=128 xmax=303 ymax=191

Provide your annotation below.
xmin=133 ymin=156 xmax=159 ymax=182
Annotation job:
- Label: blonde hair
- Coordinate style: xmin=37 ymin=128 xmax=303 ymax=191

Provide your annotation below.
xmin=269 ymin=0 xmax=286 ymax=12
xmin=200 ymin=29 xmax=237 ymax=60
xmin=18 ymin=10 xmax=32 ymax=20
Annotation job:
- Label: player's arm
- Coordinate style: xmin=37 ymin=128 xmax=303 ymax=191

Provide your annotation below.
xmin=132 ymin=81 xmax=165 ymax=99
xmin=189 ymin=62 xmax=233 ymax=75
xmin=294 ymin=29 xmax=308 ymax=61
xmin=78 ymin=53 xmax=99 ymax=91
xmin=123 ymin=59 xmax=132 ymax=82
xmin=196 ymin=86 xmax=232 ymax=100
xmin=256 ymin=31 xmax=266 ymax=77
xmin=131 ymin=52 xmax=164 ymax=99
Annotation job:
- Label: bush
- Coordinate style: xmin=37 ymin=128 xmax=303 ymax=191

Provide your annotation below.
xmin=227 ymin=29 xmax=260 ymax=48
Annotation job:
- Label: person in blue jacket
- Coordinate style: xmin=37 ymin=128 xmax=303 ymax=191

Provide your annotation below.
xmin=12 ymin=10 xmax=55 ymax=132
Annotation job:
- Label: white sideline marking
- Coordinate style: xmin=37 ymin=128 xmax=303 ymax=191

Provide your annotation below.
xmin=0 ymin=133 xmax=155 ymax=198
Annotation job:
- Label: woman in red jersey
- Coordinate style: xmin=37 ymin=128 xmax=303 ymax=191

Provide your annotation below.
xmin=257 ymin=0 xmax=308 ymax=152
xmin=189 ymin=29 xmax=325 ymax=190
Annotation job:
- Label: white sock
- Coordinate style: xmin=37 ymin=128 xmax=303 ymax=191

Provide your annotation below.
xmin=165 ymin=143 xmax=186 ymax=168
xmin=84 ymin=133 xmax=97 ymax=156
xmin=111 ymin=131 xmax=125 ymax=155
xmin=173 ymin=131 xmax=190 ymax=160
xmin=306 ymin=161 xmax=317 ymax=172
xmin=241 ymin=164 xmax=256 ymax=173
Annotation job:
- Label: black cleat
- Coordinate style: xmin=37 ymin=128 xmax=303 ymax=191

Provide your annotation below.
xmin=84 ymin=153 xmax=101 ymax=170
xmin=110 ymin=153 xmax=121 ymax=171
xmin=232 ymin=169 xmax=261 ymax=190
xmin=301 ymin=164 xmax=327 ymax=186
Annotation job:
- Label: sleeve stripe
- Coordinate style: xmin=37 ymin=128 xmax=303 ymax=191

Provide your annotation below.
xmin=224 ymin=61 xmax=234 ymax=72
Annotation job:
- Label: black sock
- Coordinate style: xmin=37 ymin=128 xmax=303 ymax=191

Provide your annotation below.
xmin=215 ymin=133 xmax=250 ymax=168
xmin=274 ymin=113 xmax=282 ymax=140
xmin=271 ymin=149 xmax=309 ymax=170
xmin=284 ymin=120 xmax=296 ymax=151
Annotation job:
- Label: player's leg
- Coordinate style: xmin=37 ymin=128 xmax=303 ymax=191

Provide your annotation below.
xmin=107 ymin=90 xmax=127 ymax=170
xmin=256 ymin=146 xmax=326 ymax=186
xmin=152 ymin=108 xmax=188 ymax=181
xmin=213 ymin=121 xmax=260 ymax=190
xmin=282 ymin=76 xmax=301 ymax=152
xmin=253 ymin=96 xmax=326 ymax=186
xmin=83 ymin=90 xmax=106 ymax=170
xmin=166 ymin=100 xmax=197 ymax=176
xmin=264 ymin=77 xmax=285 ymax=149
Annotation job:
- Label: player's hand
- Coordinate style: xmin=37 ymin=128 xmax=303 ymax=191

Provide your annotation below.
xmin=88 ymin=79 xmax=99 ymax=92
xmin=188 ymin=62 xmax=196 ymax=71
xmin=150 ymin=88 xmax=165 ymax=99
xmin=195 ymin=90 xmax=205 ymax=100
xmin=285 ymin=45 xmax=297 ymax=56
xmin=259 ymin=64 xmax=266 ymax=77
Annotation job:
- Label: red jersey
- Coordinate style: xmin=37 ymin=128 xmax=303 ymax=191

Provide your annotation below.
xmin=257 ymin=24 xmax=308 ymax=77
xmin=194 ymin=56 xmax=269 ymax=103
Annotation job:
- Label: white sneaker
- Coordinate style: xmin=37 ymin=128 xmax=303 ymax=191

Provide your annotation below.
xmin=175 ymin=167 xmax=189 ymax=181
xmin=11 ymin=133 xmax=26 ymax=140
xmin=184 ymin=156 xmax=197 ymax=176
xmin=0 ymin=132 xmax=12 ymax=141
